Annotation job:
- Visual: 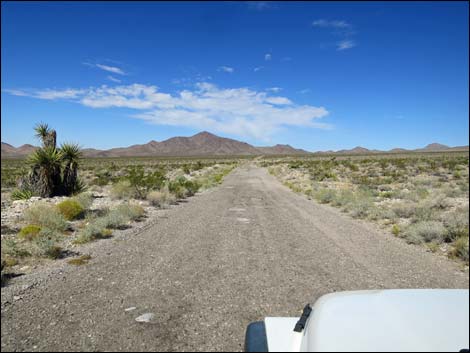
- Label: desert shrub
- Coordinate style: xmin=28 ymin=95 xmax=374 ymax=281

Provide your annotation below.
xmin=313 ymin=188 xmax=336 ymax=204
xmin=11 ymin=189 xmax=34 ymax=200
xmin=56 ymin=199 xmax=84 ymax=221
xmin=23 ymin=203 xmax=67 ymax=233
xmin=411 ymin=204 xmax=436 ymax=223
xmin=33 ymin=237 xmax=63 ymax=259
xmin=403 ymin=221 xmax=446 ymax=244
xmin=391 ymin=202 xmax=416 ymax=219
xmin=147 ymin=190 xmax=174 ymax=207
xmin=331 ymin=189 xmax=355 ymax=208
xmin=91 ymin=170 xmax=113 ymax=186
xmin=441 ymin=206 xmax=469 ymax=242
xmin=96 ymin=211 xmax=129 ymax=230
xmin=73 ymin=192 xmax=94 ymax=210
xmin=110 ymin=180 xmax=137 ymax=200
xmin=18 ymin=224 xmax=42 ymax=241
xmin=2 ymin=238 xmax=31 ymax=258
xmin=348 ymin=198 xmax=376 ymax=219
xmin=379 ymin=191 xmax=393 ymax=199
xmin=115 ymin=203 xmax=145 ymax=221
xmin=168 ymin=176 xmax=189 ymax=199
xmin=425 ymin=194 xmax=451 ymax=210
xmin=391 ymin=224 xmax=400 ymax=236
xmin=126 ymin=166 xmax=166 ymax=199
xmin=74 ymin=222 xmax=108 ymax=244
xmin=451 ymin=236 xmax=469 ymax=262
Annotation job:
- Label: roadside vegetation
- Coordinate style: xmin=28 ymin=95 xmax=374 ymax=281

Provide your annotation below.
xmin=1 ymin=124 xmax=239 ymax=277
xmin=261 ymin=152 xmax=469 ymax=264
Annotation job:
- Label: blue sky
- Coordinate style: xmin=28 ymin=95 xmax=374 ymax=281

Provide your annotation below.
xmin=2 ymin=1 xmax=469 ymax=151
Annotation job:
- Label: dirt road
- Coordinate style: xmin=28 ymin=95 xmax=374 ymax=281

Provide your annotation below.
xmin=1 ymin=164 xmax=468 ymax=351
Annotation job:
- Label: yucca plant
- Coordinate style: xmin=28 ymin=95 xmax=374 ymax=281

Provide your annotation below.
xmin=27 ymin=146 xmax=63 ymax=197
xmin=60 ymin=143 xmax=82 ymax=195
xmin=34 ymin=122 xmax=56 ymax=148
xmin=18 ymin=124 xmax=84 ymax=198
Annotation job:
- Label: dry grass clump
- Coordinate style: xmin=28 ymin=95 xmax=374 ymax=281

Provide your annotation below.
xmin=67 ymin=254 xmax=92 ymax=266
xmin=147 ymin=190 xmax=175 ymax=208
xmin=110 ymin=180 xmax=137 ymax=200
xmin=23 ymin=203 xmax=67 ymax=233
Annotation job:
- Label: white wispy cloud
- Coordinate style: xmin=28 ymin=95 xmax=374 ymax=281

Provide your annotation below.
xmin=312 ymin=19 xmax=351 ymax=29
xmin=83 ymin=62 xmax=126 ymax=75
xmin=298 ymin=89 xmax=311 ymax=94
xmin=312 ymin=19 xmax=357 ymax=50
xmin=4 ymin=82 xmax=331 ymax=140
xmin=253 ymin=66 xmax=264 ymax=72
xmin=246 ymin=1 xmax=276 ymax=10
xmin=266 ymin=87 xmax=282 ymax=93
xmin=95 ymin=64 xmax=126 ymax=75
xmin=264 ymin=53 xmax=272 ymax=61
xmin=217 ymin=66 xmax=234 ymax=73
xmin=337 ymin=40 xmax=356 ymax=51
xmin=107 ymin=75 xmax=122 ymax=83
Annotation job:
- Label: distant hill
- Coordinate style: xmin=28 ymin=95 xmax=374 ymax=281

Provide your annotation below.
xmin=3 ymin=136 xmax=468 ymax=158
xmin=256 ymin=144 xmax=310 ymax=155
xmin=1 ymin=142 xmax=37 ymax=158
xmin=314 ymin=143 xmax=469 ymax=155
xmin=2 ymin=132 xmax=308 ymax=158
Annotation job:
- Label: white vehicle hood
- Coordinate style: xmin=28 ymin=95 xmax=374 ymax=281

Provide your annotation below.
xmin=264 ymin=289 xmax=469 ymax=352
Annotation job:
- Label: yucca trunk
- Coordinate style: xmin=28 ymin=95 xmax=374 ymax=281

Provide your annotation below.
xmin=62 ymin=163 xmax=78 ymax=195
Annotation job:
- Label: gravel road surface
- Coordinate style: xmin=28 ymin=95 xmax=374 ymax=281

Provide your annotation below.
xmin=1 ymin=164 xmax=468 ymax=351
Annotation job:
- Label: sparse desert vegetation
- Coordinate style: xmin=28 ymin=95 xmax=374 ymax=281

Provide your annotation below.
xmin=261 ymin=152 xmax=469 ymax=263
xmin=1 ymin=126 xmax=239 ymax=276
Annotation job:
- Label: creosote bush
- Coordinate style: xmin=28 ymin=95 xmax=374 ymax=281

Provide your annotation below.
xmin=56 ymin=199 xmax=84 ymax=221
xmin=18 ymin=225 xmax=42 ymax=241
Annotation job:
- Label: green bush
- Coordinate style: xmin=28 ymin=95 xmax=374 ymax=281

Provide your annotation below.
xmin=18 ymin=224 xmax=42 ymax=241
xmin=56 ymin=199 xmax=84 ymax=221
xmin=126 ymin=166 xmax=167 ymax=199
xmin=23 ymin=203 xmax=67 ymax=233
xmin=391 ymin=224 xmax=400 ymax=236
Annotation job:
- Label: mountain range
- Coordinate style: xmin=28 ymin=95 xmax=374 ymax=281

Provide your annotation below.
xmin=1 ymin=132 xmax=468 ymax=159
xmin=1 ymin=131 xmax=308 ymax=158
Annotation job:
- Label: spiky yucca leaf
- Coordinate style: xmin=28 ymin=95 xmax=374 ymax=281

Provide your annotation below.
xmin=34 ymin=123 xmax=50 ymax=141
xmin=60 ymin=143 xmax=82 ymax=164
